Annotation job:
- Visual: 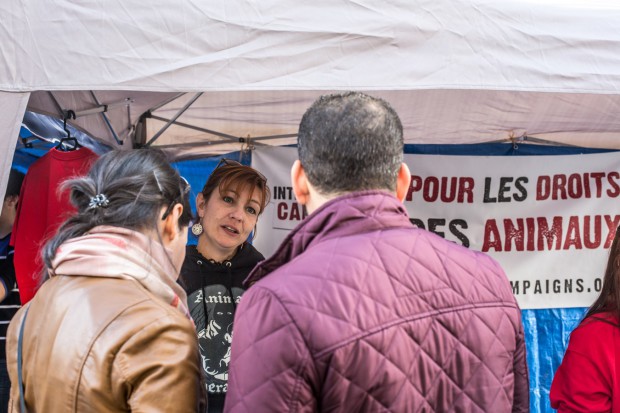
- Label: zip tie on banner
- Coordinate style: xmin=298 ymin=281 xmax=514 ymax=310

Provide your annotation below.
xmin=509 ymin=131 xmax=528 ymax=150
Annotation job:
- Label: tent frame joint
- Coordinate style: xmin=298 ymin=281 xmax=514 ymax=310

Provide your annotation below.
xmin=240 ymin=135 xmax=255 ymax=152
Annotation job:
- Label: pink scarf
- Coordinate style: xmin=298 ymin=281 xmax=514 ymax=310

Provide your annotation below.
xmin=50 ymin=225 xmax=191 ymax=320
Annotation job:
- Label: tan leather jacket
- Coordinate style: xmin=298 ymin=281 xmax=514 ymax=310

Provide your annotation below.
xmin=6 ymin=275 xmax=203 ymax=412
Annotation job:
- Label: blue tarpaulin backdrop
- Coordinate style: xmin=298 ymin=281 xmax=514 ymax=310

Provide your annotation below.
xmin=11 ymin=139 xmax=615 ymax=413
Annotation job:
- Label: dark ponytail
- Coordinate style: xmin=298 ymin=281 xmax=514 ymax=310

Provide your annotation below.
xmin=42 ymin=149 xmax=191 ymax=272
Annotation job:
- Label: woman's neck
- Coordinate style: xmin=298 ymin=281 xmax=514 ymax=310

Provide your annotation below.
xmin=196 ymin=241 xmax=238 ymax=264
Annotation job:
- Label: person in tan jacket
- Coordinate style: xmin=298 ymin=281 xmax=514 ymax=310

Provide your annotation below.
xmin=5 ymin=149 xmax=205 ymax=412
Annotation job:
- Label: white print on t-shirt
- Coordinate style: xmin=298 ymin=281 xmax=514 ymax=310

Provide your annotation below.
xmin=188 ymin=285 xmax=243 ymax=394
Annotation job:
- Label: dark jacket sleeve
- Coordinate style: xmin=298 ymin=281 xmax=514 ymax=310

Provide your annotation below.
xmin=115 ymin=314 xmax=205 ymax=413
xmin=512 ymin=319 xmax=530 ymax=413
xmin=0 ymin=247 xmax=16 ymax=303
xmin=225 ymin=286 xmax=317 ymax=413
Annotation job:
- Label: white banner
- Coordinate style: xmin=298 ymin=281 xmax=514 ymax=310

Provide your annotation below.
xmin=253 ymin=147 xmax=620 ymax=310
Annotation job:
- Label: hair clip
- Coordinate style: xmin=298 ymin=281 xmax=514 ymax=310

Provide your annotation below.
xmin=152 ymin=171 xmax=164 ymax=194
xmin=88 ymin=194 xmax=110 ymax=209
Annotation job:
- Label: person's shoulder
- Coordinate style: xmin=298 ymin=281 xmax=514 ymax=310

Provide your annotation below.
xmin=245 ymin=257 xmax=310 ymax=308
xmin=567 ymin=313 xmax=619 ymax=352
xmin=409 ymin=227 xmax=503 ymax=272
xmin=116 ymin=280 xmax=186 ymax=317
xmin=403 ymin=227 xmax=517 ymax=306
xmin=246 ymin=242 xmax=265 ymax=260
xmin=236 ymin=242 xmax=265 ymax=266
xmin=574 ymin=314 xmax=619 ymax=337
xmin=179 ymin=246 xmax=202 ymax=278
xmin=71 ymin=276 xmax=187 ymax=324
xmin=103 ymin=281 xmax=195 ymax=340
xmin=184 ymin=244 xmax=199 ymax=259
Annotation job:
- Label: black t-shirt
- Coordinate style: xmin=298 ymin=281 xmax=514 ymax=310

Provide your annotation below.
xmin=179 ymin=244 xmax=264 ymax=413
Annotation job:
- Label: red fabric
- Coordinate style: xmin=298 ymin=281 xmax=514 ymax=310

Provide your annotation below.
xmin=10 ymin=148 xmax=98 ymax=304
xmin=550 ymin=313 xmax=620 ymax=413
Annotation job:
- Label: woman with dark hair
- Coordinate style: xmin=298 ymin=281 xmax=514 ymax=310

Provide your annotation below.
xmin=551 ymin=227 xmax=620 ymax=412
xmin=6 ymin=149 xmax=204 ymax=412
xmin=178 ymin=158 xmax=270 ymax=413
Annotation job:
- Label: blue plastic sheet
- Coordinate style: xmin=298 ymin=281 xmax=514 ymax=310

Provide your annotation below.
xmin=523 ymin=308 xmax=587 ymax=412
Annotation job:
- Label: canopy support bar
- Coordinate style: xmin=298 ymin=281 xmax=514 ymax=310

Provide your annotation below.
xmin=64 ymin=97 xmax=132 ymax=119
xmin=46 ymin=91 xmax=130 ymax=146
xmin=149 ymin=115 xmax=239 ymax=141
xmin=155 ymin=139 xmax=268 ymax=150
xmin=145 ymin=93 xmax=203 ymax=146
xmin=89 ymin=92 xmax=124 ymax=145
xmin=146 ymin=115 xmax=297 ymax=145
xmin=249 ymin=133 xmax=298 ymax=141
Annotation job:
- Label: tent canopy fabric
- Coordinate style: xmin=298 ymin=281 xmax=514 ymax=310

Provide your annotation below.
xmin=2 ymin=0 xmax=620 ymax=166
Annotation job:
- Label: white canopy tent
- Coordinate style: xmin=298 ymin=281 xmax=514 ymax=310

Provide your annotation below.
xmin=2 ymin=0 xmax=620 ymax=198
xmin=5 ymin=3 xmax=620 ymax=410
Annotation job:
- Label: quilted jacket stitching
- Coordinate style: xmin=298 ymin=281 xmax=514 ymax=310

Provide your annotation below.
xmin=314 ymin=301 xmax=520 ymax=359
xmin=247 ymin=286 xmax=317 ymax=412
xmin=340 ymin=311 xmax=510 ymax=410
xmin=233 ymin=192 xmax=527 ymax=411
xmin=328 ymin=366 xmax=392 ymax=412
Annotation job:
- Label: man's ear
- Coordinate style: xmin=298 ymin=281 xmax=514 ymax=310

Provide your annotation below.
xmin=161 ymin=203 xmax=184 ymax=243
xmin=291 ymin=160 xmax=310 ymax=205
xmin=395 ymin=163 xmax=411 ymax=202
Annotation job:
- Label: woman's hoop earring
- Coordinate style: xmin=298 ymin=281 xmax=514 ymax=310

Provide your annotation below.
xmin=191 ymin=222 xmax=203 ymax=236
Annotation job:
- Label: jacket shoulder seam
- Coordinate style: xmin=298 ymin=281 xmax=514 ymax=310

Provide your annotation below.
xmin=314 ymin=301 xmax=520 ymax=359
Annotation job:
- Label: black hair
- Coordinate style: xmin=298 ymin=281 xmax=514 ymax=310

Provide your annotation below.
xmin=200 ymin=162 xmax=270 ymax=217
xmin=5 ymin=169 xmax=25 ymax=199
xmin=583 ymin=226 xmax=620 ymax=325
xmin=297 ymin=91 xmax=404 ymax=194
xmin=42 ymin=148 xmax=191 ymax=270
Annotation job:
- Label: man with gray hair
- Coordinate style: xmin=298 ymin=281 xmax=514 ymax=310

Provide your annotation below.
xmin=226 ymin=92 xmax=529 ymax=412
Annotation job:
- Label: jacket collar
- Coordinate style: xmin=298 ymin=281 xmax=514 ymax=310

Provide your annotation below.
xmin=245 ymin=190 xmax=411 ymax=287
xmin=52 ymin=225 xmax=192 ymax=320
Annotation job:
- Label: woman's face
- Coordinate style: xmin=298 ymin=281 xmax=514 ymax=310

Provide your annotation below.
xmin=197 ymin=184 xmax=263 ymax=258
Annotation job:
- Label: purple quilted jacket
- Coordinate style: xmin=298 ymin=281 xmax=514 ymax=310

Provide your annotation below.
xmin=225 ymin=191 xmax=529 ymax=413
